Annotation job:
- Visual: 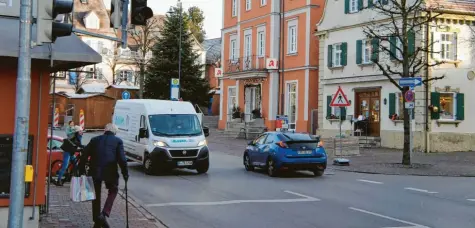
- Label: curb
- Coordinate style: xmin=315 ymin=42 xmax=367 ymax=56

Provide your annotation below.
xmin=332 ymin=166 xmax=475 ymax=177
xmin=117 ymin=189 xmax=169 ymax=228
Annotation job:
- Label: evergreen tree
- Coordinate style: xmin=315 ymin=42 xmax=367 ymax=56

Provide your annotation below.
xmin=144 ymin=6 xmax=210 ymax=106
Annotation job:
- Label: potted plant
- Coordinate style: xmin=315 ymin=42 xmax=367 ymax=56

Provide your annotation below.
xmin=251 ymin=108 xmax=261 ymax=119
xmin=232 ymin=106 xmax=242 ymax=119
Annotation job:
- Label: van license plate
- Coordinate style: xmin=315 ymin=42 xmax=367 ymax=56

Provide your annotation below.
xmin=177 ymin=161 xmax=193 ymax=166
xmin=298 ymin=150 xmax=312 ymax=155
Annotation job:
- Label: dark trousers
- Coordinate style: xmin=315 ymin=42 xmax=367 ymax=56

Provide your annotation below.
xmin=92 ymin=179 xmax=118 ymax=221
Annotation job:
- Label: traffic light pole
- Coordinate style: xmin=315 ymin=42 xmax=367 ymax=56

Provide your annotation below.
xmin=178 ymin=0 xmax=182 ymax=98
xmin=9 ymin=0 xmax=34 ymax=226
xmin=121 ymin=0 xmax=129 ymax=48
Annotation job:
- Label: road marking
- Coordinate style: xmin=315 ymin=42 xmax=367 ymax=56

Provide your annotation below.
xmin=467 ymin=199 xmax=475 ymax=202
xmin=404 ymin=187 xmax=438 ymax=194
xmin=145 ymin=190 xmax=320 ymax=207
xmin=348 ymin=207 xmax=430 ymax=228
xmin=357 ymin=179 xmax=383 ymax=184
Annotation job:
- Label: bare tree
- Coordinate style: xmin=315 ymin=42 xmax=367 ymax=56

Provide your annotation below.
xmin=129 ymin=16 xmax=162 ymax=98
xmin=362 ymin=0 xmax=446 ymax=164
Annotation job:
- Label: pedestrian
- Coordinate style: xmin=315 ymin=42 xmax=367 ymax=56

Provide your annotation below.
xmin=55 ymin=125 xmax=83 ymax=186
xmin=79 ymin=123 xmax=129 ymax=228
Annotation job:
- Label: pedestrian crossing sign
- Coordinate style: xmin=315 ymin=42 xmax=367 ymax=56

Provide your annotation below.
xmin=330 ymin=86 xmax=350 ymax=107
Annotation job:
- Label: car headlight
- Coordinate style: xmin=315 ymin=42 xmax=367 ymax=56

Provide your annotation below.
xmin=153 ymin=141 xmax=168 ymax=147
xmin=197 ymin=140 xmax=207 ymax=147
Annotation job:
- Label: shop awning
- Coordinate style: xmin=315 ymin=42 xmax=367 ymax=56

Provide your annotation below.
xmin=0 ymin=18 xmax=102 ymax=71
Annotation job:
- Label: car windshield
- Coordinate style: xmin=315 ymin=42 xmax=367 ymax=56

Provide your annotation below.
xmin=148 ymin=114 xmax=202 ymax=137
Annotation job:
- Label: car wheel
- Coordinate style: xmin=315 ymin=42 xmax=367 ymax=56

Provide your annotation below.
xmin=143 ymin=155 xmax=155 ymax=175
xmin=196 ymin=159 xmax=209 ymax=174
xmin=312 ymin=169 xmax=324 ymax=177
xmin=243 ymin=153 xmax=254 ymax=171
xmin=266 ymin=157 xmax=278 ymax=177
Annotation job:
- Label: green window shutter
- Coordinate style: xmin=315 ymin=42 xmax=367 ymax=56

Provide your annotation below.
xmin=341 ymin=107 xmax=347 ymax=120
xmin=389 ymin=93 xmax=396 ymax=115
xmin=389 ymin=36 xmax=396 ymax=60
xmin=371 ymin=38 xmax=379 ymax=62
xmin=368 ymin=0 xmax=373 ymax=7
xmin=341 ymin=42 xmax=348 ymax=66
xmin=358 ymin=0 xmax=363 ymax=10
xmin=408 ymin=30 xmax=415 ymax=55
xmin=456 ymin=93 xmax=464 ymax=120
xmin=326 ymin=95 xmax=332 ymax=118
xmin=430 ymin=92 xmax=440 ymax=119
xmin=356 ymin=40 xmax=362 ymax=64
xmin=345 ymin=0 xmax=350 ymax=13
xmin=327 ymin=45 xmax=333 ymax=68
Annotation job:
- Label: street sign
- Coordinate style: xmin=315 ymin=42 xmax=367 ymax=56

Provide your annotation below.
xmin=404 ymin=90 xmax=414 ymax=102
xmin=275 ymin=115 xmax=289 ymax=131
xmin=121 ymin=90 xmax=131 ymax=99
xmin=399 ymin=77 xmax=422 ymax=87
xmin=170 ymin=78 xmax=180 ymax=100
xmin=330 ymin=86 xmax=350 ymax=107
xmin=405 ymin=102 xmax=415 ymax=109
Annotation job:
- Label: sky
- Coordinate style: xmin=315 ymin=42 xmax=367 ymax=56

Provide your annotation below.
xmin=103 ymin=0 xmax=223 ymax=39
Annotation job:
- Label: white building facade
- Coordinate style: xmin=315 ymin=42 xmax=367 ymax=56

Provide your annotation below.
xmin=316 ymin=0 xmax=474 ymax=152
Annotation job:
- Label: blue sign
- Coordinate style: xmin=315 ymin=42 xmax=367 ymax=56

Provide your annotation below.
xmin=399 ymin=77 xmax=422 ymax=87
xmin=122 ymin=90 xmax=131 ymax=99
xmin=170 ymin=78 xmax=180 ymax=100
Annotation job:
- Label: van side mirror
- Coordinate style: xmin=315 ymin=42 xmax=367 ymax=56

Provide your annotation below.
xmin=202 ymin=126 xmax=210 ymax=137
xmin=139 ymin=128 xmax=148 ymax=138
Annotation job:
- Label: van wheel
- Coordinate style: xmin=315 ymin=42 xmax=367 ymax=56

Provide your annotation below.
xmin=144 ymin=156 xmax=155 ymax=175
xmin=196 ymin=159 xmax=209 ymax=174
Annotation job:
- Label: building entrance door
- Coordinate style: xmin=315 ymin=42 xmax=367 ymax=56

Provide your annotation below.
xmin=355 ymin=90 xmax=381 ymax=137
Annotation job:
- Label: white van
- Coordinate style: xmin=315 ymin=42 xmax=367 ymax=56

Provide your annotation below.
xmin=113 ymin=99 xmax=210 ymax=175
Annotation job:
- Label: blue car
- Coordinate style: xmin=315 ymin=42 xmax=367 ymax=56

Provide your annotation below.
xmin=243 ymin=132 xmax=327 ymax=177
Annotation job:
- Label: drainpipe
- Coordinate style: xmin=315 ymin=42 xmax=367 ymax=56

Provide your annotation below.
xmin=279 ymin=0 xmax=285 ymax=115
xmin=30 ymin=72 xmax=43 ymax=220
xmin=424 ymin=12 xmax=431 ymax=153
xmin=46 ymin=72 xmax=56 ymax=214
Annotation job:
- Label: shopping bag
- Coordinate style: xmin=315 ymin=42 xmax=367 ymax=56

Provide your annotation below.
xmin=70 ymin=175 xmax=96 ymax=202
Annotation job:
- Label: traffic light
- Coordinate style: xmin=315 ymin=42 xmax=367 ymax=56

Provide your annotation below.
xmin=131 ymin=0 xmax=153 ymax=26
xmin=110 ymin=0 xmax=122 ymax=29
xmin=37 ymin=0 xmax=74 ymax=44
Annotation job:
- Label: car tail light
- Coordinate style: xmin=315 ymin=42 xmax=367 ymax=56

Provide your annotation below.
xmin=317 ymin=141 xmax=324 ymax=147
xmin=275 ymin=141 xmax=288 ymax=148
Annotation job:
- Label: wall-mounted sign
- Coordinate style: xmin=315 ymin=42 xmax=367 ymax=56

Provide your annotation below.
xmin=266 ymin=58 xmax=278 ymax=70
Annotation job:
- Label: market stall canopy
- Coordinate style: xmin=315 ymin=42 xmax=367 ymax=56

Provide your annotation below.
xmin=0 ymin=18 xmax=102 ymax=71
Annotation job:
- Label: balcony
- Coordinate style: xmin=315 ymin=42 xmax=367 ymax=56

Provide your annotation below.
xmin=225 ymin=55 xmax=269 ymax=75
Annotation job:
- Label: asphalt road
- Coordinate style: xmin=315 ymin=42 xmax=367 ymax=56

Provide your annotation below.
xmin=52 ymin=130 xmax=475 ymax=228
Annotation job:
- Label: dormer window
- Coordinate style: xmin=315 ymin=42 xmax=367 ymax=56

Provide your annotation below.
xmin=84 ymin=12 xmax=100 ymax=29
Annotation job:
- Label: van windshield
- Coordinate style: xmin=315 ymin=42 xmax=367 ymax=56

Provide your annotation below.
xmin=148 ymin=114 xmax=202 ymax=137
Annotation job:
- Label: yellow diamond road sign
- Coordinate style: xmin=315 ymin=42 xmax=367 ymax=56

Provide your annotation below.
xmin=172 ymin=78 xmax=179 ymax=86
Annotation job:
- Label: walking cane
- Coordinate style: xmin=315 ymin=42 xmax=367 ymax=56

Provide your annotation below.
xmin=125 ymin=179 xmax=129 ymax=228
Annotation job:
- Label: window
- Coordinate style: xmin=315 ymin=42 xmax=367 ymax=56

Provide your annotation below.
xmin=244 ymin=34 xmax=252 ymax=57
xmin=397 ymin=93 xmax=404 ymax=117
xmin=253 ymin=134 xmax=267 ymax=145
xmin=326 ymin=95 xmax=347 ymax=120
xmin=47 ymin=139 xmax=63 ymax=150
xmin=118 ymin=70 xmax=134 ymax=83
xmin=257 ymin=30 xmax=265 ymax=57
xmin=230 ymin=36 xmax=237 ymax=61
xmin=287 ymin=21 xmax=297 ymax=54
xmin=264 ymin=134 xmax=278 ymax=144
xmin=333 ymin=44 xmax=342 ymax=67
xmin=232 ymin=0 xmax=237 ymax=16
xmin=85 ymin=67 xmax=102 ymax=80
xmin=396 ymin=38 xmax=403 ymax=60
xmin=261 ymin=0 xmax=267 ymax=6
xmin=439 ymin=93 xmax=456 ymax=120
xmin=350 ymin=0 xmax=358 ymax=13
xmin=246 ymin=0 xmax=251 ymax=11
xmin=362 ymin=40 xmax=371 ymax=63
xmin=431 ymin=92 xmax=464 ymax=121
xmin=440 ymin=33 xmax=454 ymax=60
xmin=285 ymin=82 xmax=297 ymax=130
xmin=228 ymin=86 xmax=237 ymax=112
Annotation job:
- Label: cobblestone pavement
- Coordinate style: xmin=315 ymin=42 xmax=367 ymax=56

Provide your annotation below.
xmin=39 ymin=182 xmax=166 ymax=228
xmin=208 ymin=129 xmax=475 ymax=177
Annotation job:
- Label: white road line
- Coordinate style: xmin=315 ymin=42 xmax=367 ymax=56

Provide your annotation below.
xmin=145 ymin=190 xmax=320 ymax=207
xmin=357 ymin=179 xmax=383 ymax=184
xmin=348 ymin=207 xmax=430 ymax=228
xmin=404 ymin=187 xmax=438 ymax=194
xmin=467 ymin=199 xmax=475 ymax=202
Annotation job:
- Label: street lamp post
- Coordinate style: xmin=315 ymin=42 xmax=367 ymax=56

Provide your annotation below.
xmin=178 ymin=0 xmax=182 ymax=98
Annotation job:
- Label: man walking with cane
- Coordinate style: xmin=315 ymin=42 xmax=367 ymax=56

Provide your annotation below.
xmin=79 ymin=123 xmax=129 ymax=228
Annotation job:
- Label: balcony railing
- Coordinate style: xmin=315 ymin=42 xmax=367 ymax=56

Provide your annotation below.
xmin=225 ymin=55 xmax=269 ymax=74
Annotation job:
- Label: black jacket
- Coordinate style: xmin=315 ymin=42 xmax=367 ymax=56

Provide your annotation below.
xmin=79 ymin=131 xmax=128 ymax=182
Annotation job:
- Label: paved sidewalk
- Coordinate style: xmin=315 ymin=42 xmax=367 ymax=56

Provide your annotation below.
xmin=208 ymin=129 xmax=475 ymax=177
xmin=40 ymin=182 xmax=166 ymax=228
